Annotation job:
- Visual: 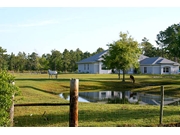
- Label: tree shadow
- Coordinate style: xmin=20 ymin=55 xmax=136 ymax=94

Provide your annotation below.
xmin=19 ymin=86 xmax=58 ymax=95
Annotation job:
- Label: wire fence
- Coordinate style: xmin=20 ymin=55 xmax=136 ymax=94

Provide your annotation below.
xmin=12 ymin=82 xmax=180 ymax=127
xmin=13 ymin=101 xmax=180 ymax=127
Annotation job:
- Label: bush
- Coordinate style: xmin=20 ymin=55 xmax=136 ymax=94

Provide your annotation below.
xmin=0 ymin=70 xmax=19 ymax=126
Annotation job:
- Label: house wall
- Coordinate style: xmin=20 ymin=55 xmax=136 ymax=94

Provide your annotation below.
xmin=95 ymin=62 xmax=112 ymax=74
xmin=140 ymin=65 xmax=179 ymax=74
xmin=94 ymin=63 xmax=99 ymax=73
xmin=78 ymin=63 xmax=96 ymax=73
xmin=160 ymin=65 xmax=179 ymax=74
xmin=140 ymin=65 xmax=161 ymax=74
xmin=78 ymin=62 xmax=112 ymax=74
xmin=153 ymin=66 xmax=161 ymax=74
xmin=78 ymin=62 xmax=179 ymax=74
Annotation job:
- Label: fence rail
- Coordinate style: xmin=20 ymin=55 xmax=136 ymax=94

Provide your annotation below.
xmin=12 ymin=78 xmax=79 ymax=127
xmin=14 ymin=103 xmax=70 ymax=106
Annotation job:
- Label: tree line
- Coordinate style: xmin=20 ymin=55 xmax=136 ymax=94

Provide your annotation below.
xmin=0 ymin=22 xmax=179 ymax=73
xmin=0 ymin=47 xmax=105 ymax=73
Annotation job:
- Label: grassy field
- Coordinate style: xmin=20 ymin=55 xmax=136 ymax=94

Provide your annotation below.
xmin=12 ymin=73 xmax=180 ymax=127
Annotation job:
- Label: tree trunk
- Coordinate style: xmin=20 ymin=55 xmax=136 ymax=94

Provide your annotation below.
xmin=122 ymin=91 xmax=125 ymax=104
xmin=174 ymin=57 xmax=178 ymax=62
xmin=122 ymin=69 xmax=125 ymax=82
xmin=118 ymin=70 xmax=120 ymax=80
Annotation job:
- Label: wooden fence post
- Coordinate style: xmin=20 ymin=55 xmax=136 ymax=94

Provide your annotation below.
xmin=69 ymin=78 xmax=79 ymax=127
xmin=159 ymin=85 xmax=164 ymax=125
xmin=10 ymin=94 xmax=14 ymax=127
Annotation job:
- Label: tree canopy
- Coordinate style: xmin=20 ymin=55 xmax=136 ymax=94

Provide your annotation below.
xmin=156 ymin=23 xmax=180 ymax=62
xmin=102 ymin=32 xmax=141 ymax=82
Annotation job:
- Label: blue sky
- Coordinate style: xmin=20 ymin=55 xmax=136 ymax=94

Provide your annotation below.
xmin=0 ymin=1 xmax=180 ymax=56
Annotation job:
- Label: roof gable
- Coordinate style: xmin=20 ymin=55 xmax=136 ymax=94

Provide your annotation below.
xmin=140 ymin=57 xmax=180 ymax=65
xmin=76 ymin=50 xmax=108 ymax=63
xmin=77 ymin=50 xmax=149 ymax=64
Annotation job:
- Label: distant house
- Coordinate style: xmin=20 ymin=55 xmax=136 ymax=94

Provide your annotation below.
xmin=140 ymin=57 xmax=180 ymax=74
xmin=76 ymin=50 xmax=112 ymax=74
xmin=77 ymin=50 xmax=180 ymax=74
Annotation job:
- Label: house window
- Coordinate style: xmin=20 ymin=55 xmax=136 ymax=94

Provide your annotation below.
xmin=101 ymin=92 xmax=106 ymax=98
xmin=144 ymin=67 xmax=147 ymax=73
xmin=84 ymin=64 xmax=86 ymax=70
xmin=163 ymin=67 xmax=169 ymax=73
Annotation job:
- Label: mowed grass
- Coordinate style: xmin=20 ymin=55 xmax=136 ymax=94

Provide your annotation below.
xmin=13 ymin=73 xmax=180 ymax=127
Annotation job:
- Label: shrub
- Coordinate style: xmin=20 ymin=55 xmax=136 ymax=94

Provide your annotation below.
xmin=0 ymin=70 xmax=19 ymax=126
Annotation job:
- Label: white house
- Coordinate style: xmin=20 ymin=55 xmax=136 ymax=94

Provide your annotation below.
xmin=140 ymin=57 xmax=180 ymax=74
xmin=77 ymin=50 xmax=180 ymax=75
xmin=76 ymin=50 xmax=112 ymax=74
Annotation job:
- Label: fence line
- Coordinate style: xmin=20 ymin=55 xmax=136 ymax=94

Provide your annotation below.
xmin=12 ymin=78 xmax=79 ymax=127
xmin=159 ymin=85 xmax=164 ymax=125
xmin=14 ymin=103 xmax=70 ymax=106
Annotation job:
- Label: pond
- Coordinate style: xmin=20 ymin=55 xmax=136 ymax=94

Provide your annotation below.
xmin=59 ymin=90 xmax=180 ymax=105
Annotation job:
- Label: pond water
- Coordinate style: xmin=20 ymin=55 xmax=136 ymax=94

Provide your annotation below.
xmin=59 ymin=91 xmax=180 ymax=105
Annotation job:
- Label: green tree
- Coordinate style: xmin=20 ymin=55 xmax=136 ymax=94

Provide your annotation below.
xmin=156 ymin=23 xmax=180 ymax=62
xmin=62 ymin=49 xmax=71 ymax=72
xmin=69 ymin=50 xmax=77 ymax=72
xmin=0 ymin=47 xmax=8 ymax=70
xmin=91 ymin=47 xmax=105 ymax=56
xmin=39 ymin=54 xmax=49 ymax=71
xmin=82 ymin=51 xmax=91 ymax=59
xmin=0 ymin=70 xmax=19 ymax=126
xmin=8 ymin=53 xmax=16 ymax=71
xmin=141 ymin=37 xmax=156 ymax=57
xmin=27 ymin=52 xmax=40 ymax=71
xmin=49 ymin=50 xmax=63 ymax=71
xmin=16 ymin=52 xmax=27 ymax=72
xmin=102 ymin=32 xmax=141 ymax=82
xmin=156 ymin=31 xmax=167 ymax=57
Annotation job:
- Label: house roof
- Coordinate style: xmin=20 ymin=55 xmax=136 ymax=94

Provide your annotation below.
xmin=140 ymin=57 xmax=180 ymax=66
xmin=138 ymin=55 xmax=149 ymax=61
xmin=76 ymin=50 xmax=108 ymax=64
xmin=77 ymin=50 xmax=149 ymax=64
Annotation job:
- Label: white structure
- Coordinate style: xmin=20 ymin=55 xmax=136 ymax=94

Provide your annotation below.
xmin=77 ymin=50 xmax=180 ymax=75
xmin=76 ymin=50 xmax=112 ymax=74
xmin=140 ymin=57 xmax=180 ymax=74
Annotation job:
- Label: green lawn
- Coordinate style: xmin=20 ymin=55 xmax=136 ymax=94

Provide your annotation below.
xmin=13 ymin=73 xmax=180 ymax=127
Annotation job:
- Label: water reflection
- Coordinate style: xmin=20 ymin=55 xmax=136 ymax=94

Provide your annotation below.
xmin=59 ymin=91 xmax=180 ymax=105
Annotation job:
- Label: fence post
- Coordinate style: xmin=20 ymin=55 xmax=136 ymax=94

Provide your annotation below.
xmin=159 ymin=85 xmax=164 ymax=125
xmin=69 ymin=78 xmax=79 ymax=127
xmin=10 ymin=94 xmax=14 ymax=127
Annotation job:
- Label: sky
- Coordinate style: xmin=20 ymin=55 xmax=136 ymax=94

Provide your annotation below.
xmin=0 ymin=0 xmax=180 ymax=56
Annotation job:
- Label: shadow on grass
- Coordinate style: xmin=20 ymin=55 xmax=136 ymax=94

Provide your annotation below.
xmin=15 ymin=78 xmax=71 ymax=82
xmin=14 ymin=105 xmax=180 ymax=127
xmin=19 ymin=86 xmax=59 ymax=95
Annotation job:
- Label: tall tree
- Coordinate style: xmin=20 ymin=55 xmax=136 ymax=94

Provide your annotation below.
xmin=156 ymin=23 xmax=180 ymax=62
xmin=141 ymin=37 xmax=156 ymax=57
xmin=39 ymin=54 xmax=49 ymax=71
xmin=62 ymin=49 xmax=71 ymax=72
xmin=49 ymin=50 xmax=63 ymax=71
xmin=0 ymin=46 xmax=8 ymax=70
xmin=155 ymin=31 xmax=166 ymax=57
xmin=8 ymin=53 xmax=16 ymax=71
xmin=16 ymin=52 xmax=27 ymax=72
xmin=91 ymin=47 xmax=105 ymax=56
xmin=102 ymin=32 xmax=141 ymax=81
xmin=27 ymin=52 xmax=40 ymax=71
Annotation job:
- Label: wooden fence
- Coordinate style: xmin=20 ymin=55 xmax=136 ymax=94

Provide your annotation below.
xmin=10 ymin=78 xmax=79 ymax=127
